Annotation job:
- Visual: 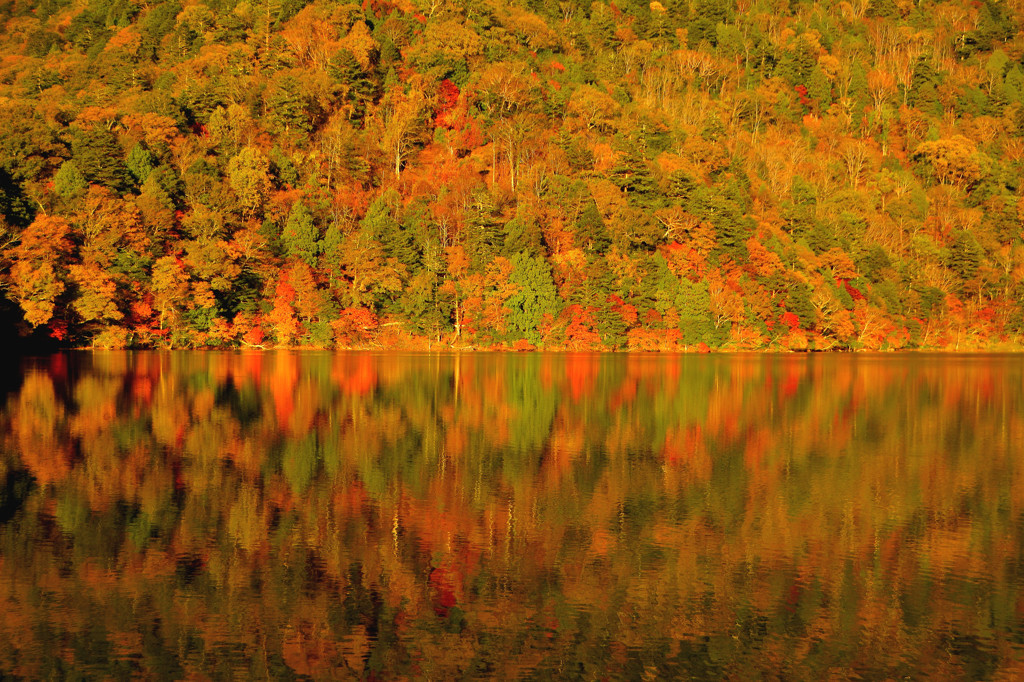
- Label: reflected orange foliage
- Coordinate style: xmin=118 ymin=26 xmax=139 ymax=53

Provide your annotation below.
xmin=0 ymin=352 xmax=1022 ymax=678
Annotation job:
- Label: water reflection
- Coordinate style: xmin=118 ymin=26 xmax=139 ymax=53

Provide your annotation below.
xmin=1 ymin=352 xmax=1023 ymax=678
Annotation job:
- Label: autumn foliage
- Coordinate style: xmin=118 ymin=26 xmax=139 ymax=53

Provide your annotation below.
xmin=0 ymin=0 xmax=1022 ymax=350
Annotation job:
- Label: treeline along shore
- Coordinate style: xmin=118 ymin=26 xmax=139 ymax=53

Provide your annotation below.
xmin=2 ymin=0 xmax=1024 ymax=350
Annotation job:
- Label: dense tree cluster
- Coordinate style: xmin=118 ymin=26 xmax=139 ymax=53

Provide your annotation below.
xmin=0 ymin=0 xmax=1023 ymax=349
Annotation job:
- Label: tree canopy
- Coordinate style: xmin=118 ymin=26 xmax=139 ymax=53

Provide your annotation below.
xmin=0 ymin=0 xmax=1022 ymax=350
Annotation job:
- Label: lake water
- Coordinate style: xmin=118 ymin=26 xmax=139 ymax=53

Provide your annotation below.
xmin=1 ymin=352 xmax=1023 ymax=679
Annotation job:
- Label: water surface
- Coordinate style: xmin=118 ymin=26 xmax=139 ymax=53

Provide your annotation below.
xmin=1 ymin=352 xmax=1023 ymax=679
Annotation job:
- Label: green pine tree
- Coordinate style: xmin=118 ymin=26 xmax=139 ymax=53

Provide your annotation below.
xmin=808 ymin=67 xmax=832 ymax=110
xmin=330 ymin=49 xmax=379 ymax=122
xmin=575 ymin=201 xmax=611 ymax=254
xmin=72 ymin=128 xmax=129 ymax=191
xmin=464 ymin=190 xmax=504 ymax=272
xmin=503 ymin=215 xmax=545 ymax=258
xmin=505 ymin=253 xmax=561 ymax=343
xmin=946 ymin=230 xmax=983 ymax=281
xmin=610 ymin=147 xmax=658 ymax=206
xmin=53 ymin=161 xmax=89 ymax=200
xmin=126 ymin=143 xmax=155 ymax=186
xmin=282 ymin=201 xmax=321 ymax=267
xmin=675 ymin=278 xmax=718 ymax=346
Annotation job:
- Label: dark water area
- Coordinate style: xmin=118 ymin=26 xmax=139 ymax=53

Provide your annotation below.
xmin=1 ymin=351 xmax=1023 ymax=679
xmin=0 ymin=300 xmax=60 ymax=359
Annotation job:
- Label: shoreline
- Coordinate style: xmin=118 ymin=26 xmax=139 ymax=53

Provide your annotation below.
xmin=55 ymin=343 xmax=1024 ymax=354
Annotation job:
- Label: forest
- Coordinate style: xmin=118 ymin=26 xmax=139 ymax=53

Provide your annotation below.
xmin=1 ymin=0 xmax=1023 ymax=349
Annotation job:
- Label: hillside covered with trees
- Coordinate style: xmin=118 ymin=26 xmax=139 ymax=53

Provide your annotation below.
xmin=1 ymin=0 xmax=1023 ymax=350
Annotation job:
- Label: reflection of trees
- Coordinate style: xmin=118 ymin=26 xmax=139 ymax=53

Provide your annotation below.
xmin=0 ymin=352 xmax=1022 ymax=678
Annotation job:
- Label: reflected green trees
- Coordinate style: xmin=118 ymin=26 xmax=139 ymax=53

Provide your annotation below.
xmin=0 ymin=352 xmax=1022 ymax=678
